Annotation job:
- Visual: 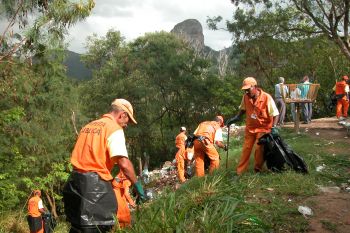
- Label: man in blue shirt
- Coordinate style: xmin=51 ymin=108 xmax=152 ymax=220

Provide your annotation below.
xmin=299 ymin=75 xmax=312 ymax=124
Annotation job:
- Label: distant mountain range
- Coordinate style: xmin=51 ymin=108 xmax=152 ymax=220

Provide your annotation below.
xmin=64 ymin=50 xmax=92 ymax=80
xmin=64 ymin=19 xmax=233 ymax=80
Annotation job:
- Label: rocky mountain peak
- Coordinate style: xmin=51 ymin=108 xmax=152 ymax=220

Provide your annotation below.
xmin=170 ymin=19 xmax=205 ymax=50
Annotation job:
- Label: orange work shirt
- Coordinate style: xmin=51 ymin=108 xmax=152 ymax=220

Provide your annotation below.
xmin=194 ymin=121 xmax=221 ymax=143
xmin=335 ymin=81 xmax=348 ymax=95
xmin=28 ymin=196 xmax=42 ymax=217
xmin=175 ymin=132 xmax=187 ymax=149
xmin=71 ymin=114 xmax=125 ymax=181
xmin=240 ymin=89 xmax=279 ymax=133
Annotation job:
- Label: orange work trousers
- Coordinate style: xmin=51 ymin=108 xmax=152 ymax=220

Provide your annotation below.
xmin=193 ymin=139 xmax=220 ymax=177
xmin=175 ymin=147 xmax=186 ymax=182
xmin=336 ymin=98 xmax=349 ymax=118
xmin=237 ymin=131 xmax=265 ymax=175
xmin=113 ymin=187 xmax=131 ymax=228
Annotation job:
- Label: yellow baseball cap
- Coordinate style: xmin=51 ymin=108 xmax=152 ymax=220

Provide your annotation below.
xmin=111 ymin=98 xmax=137 ymax=124
xmin=241 ymin=77 xmax=257 ymax=90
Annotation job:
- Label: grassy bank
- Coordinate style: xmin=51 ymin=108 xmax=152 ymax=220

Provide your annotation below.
xmin=123 ymin=129 xmax=349 ymax=233
xmin=2 ymin=129 xmax=349 ymax=232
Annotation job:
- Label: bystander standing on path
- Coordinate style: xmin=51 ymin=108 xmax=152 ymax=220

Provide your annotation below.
xmin=274 ymin=77 xmax=288 ymax=126
xmin=299 ymin=75 xmax=313 ymax=124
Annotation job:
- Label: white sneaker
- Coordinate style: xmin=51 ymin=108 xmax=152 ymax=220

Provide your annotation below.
xmin=339 ymin=116 xmax=345 ymax=121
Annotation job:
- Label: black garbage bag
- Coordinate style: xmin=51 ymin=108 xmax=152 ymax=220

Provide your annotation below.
xmin=258 ymin=133 xmax=308 ymax=173
xmin=42 ymin=212 xmax=56 ymax=233
xmin=185 ymin=134 xmax=197 ymax=149
xmin=63 ymin=171 xmax=117 ymax=228
xmin=204 ymin=154 xmax=211 ymax=171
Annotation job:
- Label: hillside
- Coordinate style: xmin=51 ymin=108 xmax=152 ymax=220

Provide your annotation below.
xmin=64 ymin=50 xmax=92 ymax=80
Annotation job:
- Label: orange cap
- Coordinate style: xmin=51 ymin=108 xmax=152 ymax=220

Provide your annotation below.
xmin=342 ymin=75 xmax=349 ymax=80
xmin=241 ymin=77 xmax=257 ymax=90
xmin=111 ymin=98 xmax=137 ymax=124
xmin=34 ymin=190 xmax=41 ymax=196
xmin=216 ymin=115 xmax=224 ymax=127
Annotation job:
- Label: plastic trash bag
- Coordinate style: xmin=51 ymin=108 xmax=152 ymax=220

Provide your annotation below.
xmin=258 ymin=133 xmax=308 ymax=173
xmin=298 ymin=206 xmax=313 ymax=217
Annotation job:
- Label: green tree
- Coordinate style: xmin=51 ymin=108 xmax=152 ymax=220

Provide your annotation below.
xmin=0 ymin=50 xmax=80 ymax=212
xmin=225 ymin=35 xmax=350 ymax=118
xmin=0 ymin=0 xmax=95 ymax=216
xmin=0 ymin=0 xmax=95 ymax=62
xmin=81 ymin=30 xmax=227 ymax=168
xmin=208 ymin=1 xmax=350 ymax=118
xmin=222 ymin=0 xmax=350 ymax=61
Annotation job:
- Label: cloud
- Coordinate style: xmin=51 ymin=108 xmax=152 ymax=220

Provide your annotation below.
xmin=60 ymin=0 xmax=236 ymax=53
xmin=91 ymin=0 xmax=144 ymax=18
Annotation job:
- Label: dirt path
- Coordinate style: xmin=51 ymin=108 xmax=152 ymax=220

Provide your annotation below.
xmin=283 ymin=117 xmax=350 ymax=232
xmin=307 ymin=192 xmax=350 ymax=233
xmin=283 ymin=116 xmax=349 ymax=140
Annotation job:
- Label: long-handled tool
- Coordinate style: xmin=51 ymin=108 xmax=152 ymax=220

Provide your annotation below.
xmin=225 ymin=125 xmax=230 ymax=169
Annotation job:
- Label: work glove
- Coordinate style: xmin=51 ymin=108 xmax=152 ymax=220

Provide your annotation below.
xmin=226 ymin=115 xmax=240 ymax=126
xmin=223 ymin=144 xmax=228 ymax=151
xmin=133 ymin=181 xmax=147 ymax=204
xmin=271 ymin=126 xmax=279 ymax=137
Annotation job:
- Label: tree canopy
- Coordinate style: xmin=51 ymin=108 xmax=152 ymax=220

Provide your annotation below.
xmin=210 ymin=0 xmax=350 ymax=61
xmin=0 ymin=0 xmax=95 ymax=62
xmin=80 ymin=30 xmax=239 ymax=168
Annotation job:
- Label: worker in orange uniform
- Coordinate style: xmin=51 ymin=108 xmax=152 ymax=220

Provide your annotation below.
xmin=114 ymin=171 xmax=136 ymax=228
xmin=63 ymin=98 xmax=146 ymax=233
xmin=333 ymin=75 xmax=349 ymax=120
xmin=27 ymin=190 xmax=46 ymax=233
xmin=226 ymin=77 xmax=279 ymax=175
xmin=175 ymin=126 xmax=188 ymax=182
xmin=193 ymin=116 xmax=227 ymax=177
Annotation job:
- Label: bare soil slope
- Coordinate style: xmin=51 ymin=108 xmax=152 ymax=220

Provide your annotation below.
xmin=284 ymin=117 xmax=350 ymax=232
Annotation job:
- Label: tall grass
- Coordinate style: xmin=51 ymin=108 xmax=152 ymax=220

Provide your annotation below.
xmin=121 ymin=129 xmax=350 ymax=233
xmin=3 ymin=129 xmax=349 ymax=232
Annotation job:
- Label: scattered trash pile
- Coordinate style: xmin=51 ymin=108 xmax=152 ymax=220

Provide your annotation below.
xmin=142 ymin=161 xmax=179 ymax=200
xmin=140 ymin=124 xmax=245 ymax=201
xmin=227 ymin=124 xmax=242 ymax=138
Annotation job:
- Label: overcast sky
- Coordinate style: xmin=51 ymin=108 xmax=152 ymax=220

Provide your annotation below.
xmin=65 ymin=0 xmax=235 ymax=54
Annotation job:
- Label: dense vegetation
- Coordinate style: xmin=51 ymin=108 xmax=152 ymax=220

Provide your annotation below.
xmin=1 ymin=0 xmax=350 ymax=232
